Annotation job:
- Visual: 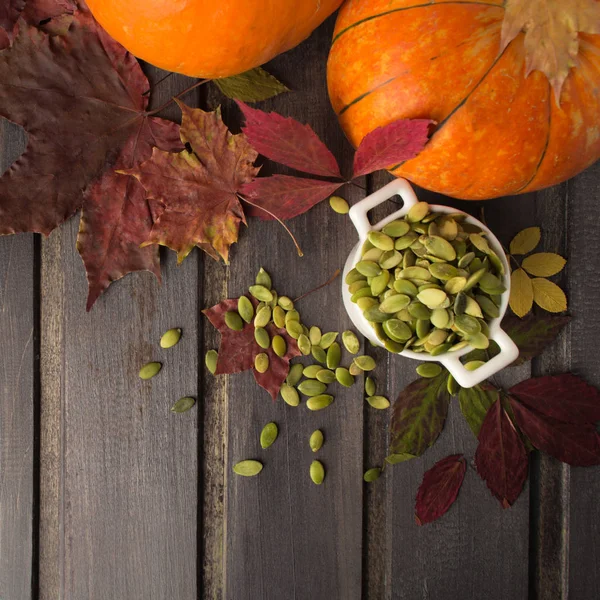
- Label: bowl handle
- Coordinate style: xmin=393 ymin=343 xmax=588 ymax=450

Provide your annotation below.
xmin=349 ymin=179 xmax=419 ymax=239
xmin=439 ymin=327 xmax=520 ymax=389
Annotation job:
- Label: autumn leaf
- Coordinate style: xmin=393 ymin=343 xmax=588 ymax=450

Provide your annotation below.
xmin=202 ymin=298 xmax=301 ymax=400
xmin=415 ymin=455 xmax=466 ymax=525
xmin=122 ymin=101 xmax=259 ymax=263
xmin=509 ymin=395 xmax=600 ymax=466
xmin=509 ymin=227 xmax=541 ymax=255
xmin=237 ymin=101 xmax=343 ymax=179
xmin=389 ymin=373 xmax=451 ymax=460
xmin=458 ymin=382 xmax=500 ymax=437
xmin=509 ymin=268 xmax=534 ymax=317
xmin=509 ymin=374 xmax=600 ymax=425
xmin=475 ymin=399 xmax=528 ymax=508
xmin=501 ymin=0 xmax=600 ymax=102
xmin=532 ymin=277 xmax=568 ymax=312
xmin=352 ymin=118 xmax=434 ymax=178
xmin=503 ymin=313 xmax=571 ymax=366
xmin=0 ymin=0 xmax=25 ymax=47
xmin=240 ymin=175 xmax=343 ymax=221
xmin=522 ymin=252 xmax=567 ymax=277
xmin=214 ymin=67 xmax=289 ymax=102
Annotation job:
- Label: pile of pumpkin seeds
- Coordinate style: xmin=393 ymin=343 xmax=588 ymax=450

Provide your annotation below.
xmin=345 ymin=201 xmax=506 ymax=356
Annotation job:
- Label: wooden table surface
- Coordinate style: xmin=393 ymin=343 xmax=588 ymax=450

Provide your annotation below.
xmin=1 ymin=15 xmax=599 ymax=600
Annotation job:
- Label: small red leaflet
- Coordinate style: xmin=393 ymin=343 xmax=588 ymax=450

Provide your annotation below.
xmin=415 ymin=454 xmax=466 ymax=525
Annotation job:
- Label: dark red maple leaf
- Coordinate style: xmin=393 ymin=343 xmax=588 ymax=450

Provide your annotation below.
xmin=509 ymin=374 xmax=600 ymax=425
xmin=509 ymin=396 xmax=600 ymax=466
xmin=202 ymin=298 xmax=301 ymax=400
xmin=415 ymin=454 xmax=466 ymax=525
xmin=352 ymin=118 xmax=434 ymax=178
xmin=0 ymin=0 xmax=25 ymax=47
xmin=475 ymin=399 xmax=528 ymax=508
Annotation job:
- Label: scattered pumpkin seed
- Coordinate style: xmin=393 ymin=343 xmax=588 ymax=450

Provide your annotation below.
xmin=254 ymin=327 xmax=270 ymax=349
xmin=329 ymin=195 xmax=349 ymax=214
xmin=286 ymin=320 xmax=304 ymax=339
xmin=281 ymin=383 xmax=300 ymax=407
xmin=326 ymin=342 xmax=341 ymax=369
xmin=342 ymin=330 xmax=360 ymax=354
xmin=278 ymin=296 xmax=294 ymax=311
xmin=171 ymin=396 xmax=195 ymax=413
xmin=367 ymin=395 xmax=390 ymax=409
xmin=237 ymin=296 xmax=254 ymax=324
xmin=365 ymin=376 xmax=376 ymax=397
xmin=306 ymin=394 xmax=334 ymax=411
xmin=416 ymin=363 xmax=443 ymax=378
xmin=255 ymin=267 xmax=272 ymax=290
xmin=354 ymin=355 xmax=376 ymax=371
xmin=297 ymin=334 xmax=311 ymax=355
xmin=363 ymin=467 xmax=382 ymax=483
xmin=298 ymin=380 xmax=327 ymax=397
xmin=249 ymin=284 xmax=273 ymax=302
xmin=272 ymin=335 xmax=287 ymax=357
xmin=254 ymin=306 xmax=271 ymax=328
xmin=311 ymin=345 xmax=327 ymax=364
xmin=465 ymin=360 xmax=485 ymax=371
xmin=303 ymin=364 xmax=323 ymax=379
xmin=285 ymin=309 xmax=300 ymax=323
xmin=310 ymin=429 xmax=324 ymax=452
xmin=319 ymin=332 xmax=339 ymax=349
xmin=310 ymin=460 xmax=325 ymax=485
xmin=260 ymin=422 xmax=278 ymax=449
xmin=139 ymin=361 xmax=162 ymax=380
xmin=335 ymin=367 xmax=355 ymax=387
xmin=254 ymin=353 xmax=269 ymax=373
xmin=317 ymin=369 xmax=337 ymax=384
xmin=273 ymin=305 xmax=286 ymax=328
xmin=309 ymin=326 xmax=322 ymax=345
xmin=233 ymin=460 xmax=263 ymax=477
xmin=160 ymin=328 xmax=182 ymax=349
xmin=205 ymin=350 xmax=218 ymax=375
xmin=349 ymin=362 xmax=363 ymax=376
xmin=447 ymin=373 xmax=460 ymax=395
xmin=225 ymin=311 xmax=244 ymax=331
xmin=286 ymin=364 xmax=304 ymax=386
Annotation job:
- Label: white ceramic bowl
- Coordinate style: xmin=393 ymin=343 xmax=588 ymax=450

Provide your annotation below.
xmin=342 ymin=179 xmax=519 ymax=389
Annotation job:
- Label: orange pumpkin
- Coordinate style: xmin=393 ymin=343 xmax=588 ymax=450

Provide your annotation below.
xmin=86 ymin=0 xmax=343 ymax=78
xmin=327 ymin=0 xmax=600 ymax=200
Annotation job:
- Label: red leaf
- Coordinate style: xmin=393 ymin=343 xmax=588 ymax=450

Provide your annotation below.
xmin=0 ymin=1 xmax=25 ymax=47
xmin=415 ymin=454 xmax=466 ymax=525
xmin=509 ymin=374 xmax=600 ymax=425
xmin=475 ymin=399 xmax=528 ymax=508
xmin=240 ymin=175 xmax=342 ymax=221
xmin=353 ymin=119 xmax=434 ymax=178
xmin=237 ymin=101 xmax=342 ymax=179
xmin=203 ymin=298 xmax=301 ymax=400
xmin=509 ymin=396 xmax=600 ymax=466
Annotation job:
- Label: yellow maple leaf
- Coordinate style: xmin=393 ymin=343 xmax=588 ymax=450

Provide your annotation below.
xmin=510 ymin=268 xmax=534 ymax=318
xmin=501 ymin=0 xmax=600 ymax=103
xmin=532 ymin=278 xmax=568 ymax=313
xmin=522 ymin=252 xmax=567 ymax=277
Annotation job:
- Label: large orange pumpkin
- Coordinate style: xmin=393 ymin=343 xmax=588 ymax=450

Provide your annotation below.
xmin=86 ymin=0 xmax=343 ymax=78
xmin=327 ymin=0 xmax=600 ymax=200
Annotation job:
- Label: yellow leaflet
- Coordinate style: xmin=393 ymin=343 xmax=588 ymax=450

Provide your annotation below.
xmin=510 ymin=268 xmax=534 ymax=318
xmin=532 ymin=278 xmax=568 ymax=313
xmin=509 ymin=227 xmax=541 ymax=255
xmin=522 ymin=252 xmax=567 ymax=277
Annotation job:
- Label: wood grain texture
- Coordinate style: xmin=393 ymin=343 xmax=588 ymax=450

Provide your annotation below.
xmin=0 ymin=119 xmax=35 ymax=600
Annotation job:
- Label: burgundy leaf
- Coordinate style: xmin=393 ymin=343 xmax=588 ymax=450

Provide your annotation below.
xmin=237 ymin=101 xmax=342 ymax=179
xmin=475 ymin=399 xmax=528 ymax=508
xmin=240 ymin=174 xmax=342 ymax=221
xmin=415 ymin=454 xmax=466 ymax=525
xmin=353 ymin=118 xmax=434 ymax=178
xmin=509 ymin=396 xmax=600 ymax=466
xmin=509 ymin=374 xmax=600 ymax=425
xmin=203 ymin=298 xmax=301 ymax=400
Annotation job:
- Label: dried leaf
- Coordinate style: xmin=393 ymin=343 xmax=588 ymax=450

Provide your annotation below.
xmin=240 ymin=174 xmax=342 ymax=221
xmin=510 ymin=374 xmax=600 ymax=425
xmin=458 ymin=382 xmax=500 ymax=437
xmin=203 ymin=298 xmax=301 ymax=400
xmin=509 ymin=395 xmax=600 ymax=466
xmin=415 ymin=455 xmax=466 ymax=525
xmin=214 ymin=67 xmax=289 ymax=102
xmin=509 ymin=268 xmax=534 ymax=317
xmin=475 ymin=399 xmax=528 ymax=508
xmin=122 ymin=102 xmax=259 ymax=263
xmin=352 ymin=118 xmax=433 ymax=178
xmin=237 ymin=101 xmax=342 ymax=179
xmin=0 ymin=0 xmax=25 ymax=47
xmin=503 ymin=313 xmax=571 ymax=366
xmin=390 ymin=373 xmax=451 ymax=459
xmin=501 ymin=0 xmax=600 ymax=102
xmin=532 ymin=277 xmax=568 ymax=313
xmin=509 ymin=227 xmax=541 ymax=255
xmin=522 ymin=252 xmax=566 ymax=277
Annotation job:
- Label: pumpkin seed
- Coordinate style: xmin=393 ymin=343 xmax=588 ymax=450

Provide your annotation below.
xmin=345 ymin=268 xmax=365 ymax=285
xmin=454 ymin=291 xmax=467 ymax=315
xmin=254 ymin=353 xmax=269 ymax=373
xmin=478 ymin=272 xmax=507 ymax=295
xmin=319 ymin=332 xmax=339 ymax=349
xmin=448 ymin=340 xmax=469 ymax=352
xmin=379 ymin=294 xmax=411 ymax=313
xmin=310 ymin=460 xmax=325 ymax=485
xmin=139 ymin=361 xmax=162 ymax=380
xmin=317 ymin=369 xmax=337 ymax=384
xmin=298 ymin=380 xmax=327 ymax=397
xmin=475 ymin=294 xmax=501 ymax=319
xmin=171 ymin=396 xmax=196 ymax=413
xmin=278 ymin=296 xmax=294 ymax=311
xmin=335 ymin=367 xmax=355 ymax=387
xmin=445 ymin=276 xmax=467 ymax=294
xmin=326 ymin=342 xmax=341 ymax=369
xmin=349 ymin=362 xmax=363 ymax=376
xmin=454 ymin=314 xmax=481 ymax=336
xmin=233 ymin=460 xmax=263 ymax=477
xmin=286 ymin=363 xmax=304 ymax=386
xmin=329 ymin=195 xmax=349 ymax=214
xmin=285 ymin=309 xmax=300 ymax=324
xmin=273 ymin=305 xmax=286 ymax=328
xmin=225 ymin=311 xmax=244 ymax=331
xmin=365 ymin=376 xmax=376 ymax=397
xmin=395 ymin=232 xmax=419 ymax=250
xmin=383 ymin=319 xmax=412 ymax=342
xmin=294 ymin=334 xmax=309 ymax=356
xmin=417 ymin=288 xmax=447 ymax=309
xmin=458 ymin=251 xmax=475 ymax=269
xmin=308 ymin=326 xmax=322 ymax=346
xmin=393 ymin=279 xmax=418 ymax=296
xmin=463 ymin=267 xmax=487 ymax=292
xmin=205 ymin=350 xmax=218 ymax=374
xmin=310 ymin=430 xmax=324 ymax=452
xmin=465 ymin=360 xmax=485 ymax=371
xmin=382 ymin=219 xmax=411 ymax=237
xmin=423 ymin=235 xmax=457 ymax=261
xmin=408 ymin=301 xmax=431 ymax=320
xmin=469 ymin=233 xmax=491 ymax=254
xmin=357 ymin=297 xmax=378 ymax=311
xmin=371 ymin=270 xmax=390 ymax=296
xmin=306 ymin=394 xmax=334 ymax=411
xmin=351 ymin=287 xmax=374 ymax=303
xmin=249 ymin=284 xmax=273 ymax=302
xmin=362 ymin=247 xmax=384 ymax=262
xmin=286 ymin=320 xmax=304 ymax=339
xmin=160 ymin=327 xmax=182 ymax=349
xmin=416 ymin=363 xmax=443 ymax=378
xmin=254 ymin=327 xmax=270 ymax=349
xmin=367 ymin=395 xmax=390 ymax=409
xmin=430 ymin=308 xmax=449 ymax=329
xmin=379 ymin=250 xmax=402 ymax=269
xmin=236 ymin=296 xmax=253 ymax=323
xmin=400 ymin=266 xmax=431 ymax=280
xmin=464 ymin=296 xmax=484 ymax=318
xmin=255 ymin=267 xmax=272 ymax=290
xmin=342 ymin=330 xmax=360 ymax=354
xmin=268 ymin=290 xmax=278 ymax=310
xmin=303 ymin=364 xmax=323 ymax=379
xmin=354 ymin=355 xmax=376 ymax=371
xmin=356 ymin=260 xmax=382 ymax=277
xmin=407 ymin=201 xmax=429 ymax=222
xmin=281 ymin=383 xmax=300 ymax=406
xmin=363 ymin=305 xmax=390 ymax=323
xmin=430 ymin=343 xmax=452 ymax=356
xmin=416 ymin=319 xmax=431 ymax=339
xmin=272 ymin=335 xmax=287 ymax=357
xmin=368 ymin=230 xmax=395 ymax=251
xmin=467 ymin=332 xmax=490 ymax=349
xmin=254 ymin=306 xmax=272 ymax=328
xmin=260 ymin=422 xmax=278 ymax=449
xmin=311 ymin=345 xmax=327 ymax=364
xmin=363 ymin=467 xmax=382 ymax=483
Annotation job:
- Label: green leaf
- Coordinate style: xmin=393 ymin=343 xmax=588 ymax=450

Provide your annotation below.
xmin=458 ymin=382 xmax=500 ymax=437
xmin=503 ymin=313 xmax=571 ymax=366
xmin=214 ymin=67 xmax=289 ymax=102
xmin=389 ymin=373 xmax=451 ymax=459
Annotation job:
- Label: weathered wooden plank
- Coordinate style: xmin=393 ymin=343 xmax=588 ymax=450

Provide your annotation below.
xmin=39 ymin=71 xmax=201 ymax=599
xmin=0 ymin=120 xmax=36 ymax=600
xmin=203 ymin=18 xmax=365 ymax=599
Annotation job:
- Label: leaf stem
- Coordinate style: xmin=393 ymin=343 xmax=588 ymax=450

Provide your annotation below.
xmin=142 ymin=72 xmax=175 ymax=96
xmin=349 ymin=180 xmax=366 ymax=191
xmin=144 ymin=79 xmax=211 ymax=116
xmin=238 ymin=195 xmax=304 ymax=257
xmin=293 ymin=269 xmax=341 ymax=303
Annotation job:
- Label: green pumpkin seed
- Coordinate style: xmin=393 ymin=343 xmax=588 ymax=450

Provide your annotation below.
xmin=445 ymin=276 xmax=467 ymax=294
xmin=309 ymin=326 xmax=322 ymax=345
xmin=399 ymin=266 xmax=431 ymax=280
xmin=286 ymin=363 xmax=304 ymax=386
xmin=447 ymin=374 xmax=460 ymax=395
xmin=297 ymin=334 xmax=311 ymax=355
xmin=487 ymin=250 xmax=505 ymax=276
xmin=384 ymin=339 xmax=404 ymax=353
xmin=368 ymin=230 xmax=395 ymax=251
xmin=342 ymin=330 xmax=360 ymax=354
xmin=354 ymin=355 xmax=376 ymax=371
xmin=271 ymin=335 xmax=286 ymax=357
xmin=402 ymin=248 xmax=417 ymax=267
xmin=260 ymin=422 xmax=278 ymax=449
xmin=365 ymin=376 xmax=376 ymax=397
xmin=351 ymin=287 xmax=375 ymax=303
xmin=382 ymin=319 xmax=413 ymax=342
xmin=225 ymin=311 xmax=244 ymax=331
xmin=478 ymin=272 xmax=507 ymax=295
xmin=285 ymin=309 xmax=300 ymax=323
xmin=395 ymin=232 xmax=419 ymax=250
xmin=317 ymin=369 xmax=337 ymax=384
xmin=363 ymin=305 xmax=390 ymax=323
xmin=454 ymin=291 xmax=467 ymax=315
xmin=458 ymin=251 xmax=475 ymax=269
xmin=363 ymin=467 xmax=382 ymax=483
xmin=311 ymin=345 xmax=327 ymax=364
xmin=367 ymin=395 xmax=390 ymax=409
xmin=254 ymin=327 xmax=270 ymax=349
xmin=362 ymin=247 xmax=384 ymax=262
xmin=371 ymin=270 xmax=391 ymax=296
xmin=298 ymin=380 xmax=327 ymax=397
xmin=281 ymin=383 xmax=300 ymax=406
xmin=428 ymin=329 xmax=448 ymax=346
xmin=464 ymin=296 xmax=484 ymax=318
xmin=449 ymin=340 xmax=469 ymax=352
xmin=454 ymin=314 xmax=482 ymax=336
xmin=273 ymin=305 xmax=286 ymax=328
xmin=430 ymin=342 xmax=452 ymax=356
xmin=423 ymin=235 xmax=457 ymax=261
xmin=416 ymin=363 xmax=443 ymax=378
xmin=237 ymin=296 xmax=254 ymax=324
xmin=310 ymin=430 xmax=324 ymax=452
xmin=254 ymin=306 xmax=272 ymax=328
xmin=467 ymin=332 xmax=490 ymax=349
xmin=310 ymin=460 xmax=325 ymax=485
xmin=379 ymin=294 xmax=411 ymax=313
xmin=171 ymin=396 xmax=196 ymax=413
xmin=303 ymin=364 xmax=323 ymax=379
xmin=349 ymin=280 xmax=370 ymax=294
xmin=345 ymin=269 xmax=365 ymax=285
xmin=429 ymin=263 xmax=460 ymax=281
xmin=349 ymin=362 xmax=363 ymax=376
xmin=306 ymin=394 xmax=334 ymax=411
xmin=417 ymin=288 xmax=447 ymax=308
xmin=469 ymin=233 xmax=491 ymax=254
xmin=205 ymin=350 xmax=218 ymax=375
xmin=416 ymin=319 xmax=431 ymax=339
xmin=408 ymin=301 xmax=431 ymax=320
xmin=407 ymin=201 xmax=430 ymax=222
xmin=335 ymin=367 xmax=355 ymax=387
xmin=249 ymin=284 xmax=273 ymax=303
xmin=379 ymin=250 xmax=402 ymax=269
xmin=278 ymin=296 xmax=294 ymax=311
xmin=393 ymin=279 xmax=418 ymax=296
xmin=465 ymin=360 xmax=485 ymax=371
xmin=463 ymin=267 xmax=488 ymax=292
xmin=139 ymin=361 xmax=162 ymax=380
xmin=382 ymin=220 xmax=411 ymax=237
xmin=160 ymin=327 xmax=182 ymax=349
xmin=254 ymin=353 xmax=269 ymax=373
xmin=286 ymin=320 xmax=304 ymax=340
xmin=430 ymin=308 xmax=449 ymax=329
xmin=329 ymin=195 xmax=349 ymax=214
xmin=233 ymin=460 xmax=263 ymax=477
xmin=268 ymin=290 xmax=278 ymax=310
xmin=356 ymin=260 xmax=382 ymax=277
xmin=326 ymin=342 xmax=341 ymax=369
xmin=357 ymin=297 xmax=378 ymax=311
xmin=475 ymin=294 xmax=501 ymax=319
xmin=319 ymin=332 xmax=339 ymax=349
xmin=255 ymin=267 xmax=272 ymax=290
